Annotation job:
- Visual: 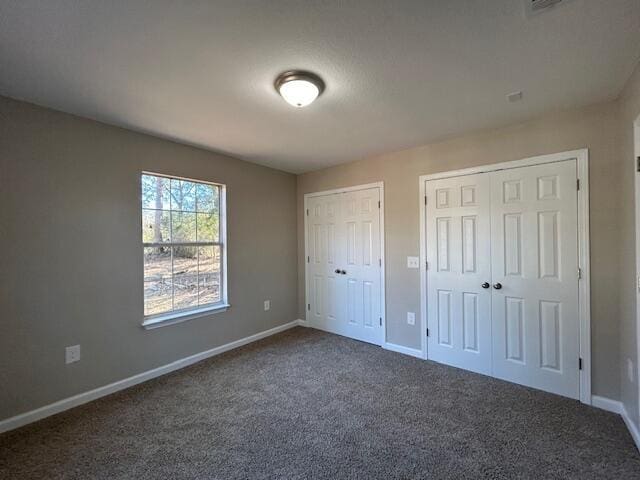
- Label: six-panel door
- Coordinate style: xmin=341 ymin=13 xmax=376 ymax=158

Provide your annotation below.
xmin=426 ymin=173 xmax=493 ymax=375
xmin=307 ymin=188 xmax=383 ymax=346
xmin=307 ymin=193 xmax=344 ymax=334
xmin=490 ymin=160 xmax=579 ymax=399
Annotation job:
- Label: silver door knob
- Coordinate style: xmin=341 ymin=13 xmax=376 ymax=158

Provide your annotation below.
xmin=481 ymin=282 xmax=490 ymax=289
xmin=335 ymin=269 xmax=341 ymax=274
xmin=493 ymin=283 xmax=502 ymax=290
xmin=340 ymin=270 xmax=347 ymax=275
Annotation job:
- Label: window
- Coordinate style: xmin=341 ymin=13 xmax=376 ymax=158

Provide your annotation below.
xmin=141 ymin=173 xmax=227 ymax=324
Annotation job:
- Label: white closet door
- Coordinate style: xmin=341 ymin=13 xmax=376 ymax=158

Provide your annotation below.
xmin=490 ymin=159 xmax=579 ymax=399
xmin=307 ymin=193 xmax=344 ymax=334
xmin=340 ymin=188 xmax=383 ymax=345
xmin=426 ymin=173 xmax=493 ymax=374
xmin=307 ymin=187 xmax=384 ymax=346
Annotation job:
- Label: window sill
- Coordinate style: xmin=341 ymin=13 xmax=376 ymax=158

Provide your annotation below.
xmin=142 ymin=304 xmax=230 ymax=330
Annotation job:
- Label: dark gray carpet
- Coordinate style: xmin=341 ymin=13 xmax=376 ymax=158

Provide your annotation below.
xmin=1 ymin=327 xmax=639 ymax=479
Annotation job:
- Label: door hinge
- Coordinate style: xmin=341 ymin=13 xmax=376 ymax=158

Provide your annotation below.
xmin=424 ymin=195 xmax=427 ymax=205
xmin=306 ymin=208 xmax=309 ymax=216
xmin=576 ymin=179 xmax=580 ymax=191
xmin=637 ymin=156 xmax=640 ymax=172
xmin=307 ymin=303 xmax=310 ymax=311
xmin=425 ymin=261 xmax=429 ymax=270
xmin=379 ymin=258 xmax=382 ymax=267
xmin=426 ymin=328 xmax=430 ymax=337
xmin=579 ymin=357 xmax=583 ymax=370
xmin=378 ymin=200 xmax=381 ymax=209
xmin=578 ymin=267 xmax=582 ymax=279
xmin=379 ymin=317 xmax=382 ymax=326
xmin=307 ymin=255 xmax=310 ymax=263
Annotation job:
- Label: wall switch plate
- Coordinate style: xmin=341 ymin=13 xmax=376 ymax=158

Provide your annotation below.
xmin=407 ymin=256 xmax=420 ymax=269
xmin=628 ymin=358 xmax=634 ymax=383
xmin=264 ymin=300 xmax=270 ymax=311
xmin=407 ymin=312 xmax=415 ymax=325
xmin=65 ymin=345 xmax=81 ymax=364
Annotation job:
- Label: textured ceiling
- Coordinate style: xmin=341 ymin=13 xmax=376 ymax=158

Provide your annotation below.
xmin=1 ymin=0 xmax=639 ymax=173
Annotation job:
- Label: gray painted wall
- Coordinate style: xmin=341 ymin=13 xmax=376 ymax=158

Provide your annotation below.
xmin=0 ymin=96 xmax=298 ymax=420
xmin=3 ymin=67 xmax=639 ymax=424
xmin=297 ymin=100 xmax=624 ymax=401
xmin=618 ymin=61 xmax=640 ymax=432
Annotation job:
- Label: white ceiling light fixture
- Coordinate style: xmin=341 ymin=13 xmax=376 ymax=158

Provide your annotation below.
xmin=275 ymin=70 xmax=325 ymax=108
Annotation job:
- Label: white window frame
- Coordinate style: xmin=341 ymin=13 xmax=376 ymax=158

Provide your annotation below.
xmin=141 ymin=172 xmax=229 ymax=329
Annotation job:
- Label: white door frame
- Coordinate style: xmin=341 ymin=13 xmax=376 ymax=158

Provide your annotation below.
xmin=303 ymin=182 xmax=387 ymax=345
xmin=634 ymin=116 xmax=640 ymax=421
xmin=419 ymin=149 xmax=591 ymax=405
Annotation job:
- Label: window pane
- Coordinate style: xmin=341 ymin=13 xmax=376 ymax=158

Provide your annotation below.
xmin=197 ymin=212 xmax=219 ymax=242
xmin=142 ymin=175 xmax=170 ymax=210
xmin=170 ymin=178 xmax=196 ymax=212
xmin=144 ymin=247 xmax=172 ymax=315
xmin=171 ymin=211 xmax=196 ymax=243
xmin=142 ymin=209 xmax=170 ymax=243
xmin=196 ymin=183 xmax=218 ymax=213
xmin=199 ymin=245 xmax=221 ymax=305
xmin=173 ymin=246 xmax=198 ymax=310
xmin=144 ymin=246 xmax=172 ymax=281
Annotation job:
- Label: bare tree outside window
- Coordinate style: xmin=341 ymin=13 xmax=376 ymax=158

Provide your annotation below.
xmin=141 ymin=173 xmax=225 ymax=317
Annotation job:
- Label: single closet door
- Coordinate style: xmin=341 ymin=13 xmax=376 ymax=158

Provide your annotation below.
xmin=490 ymin=159 xmax=579 ymax=399
xmin=307 ymin=187 xmax=384 ymax=346
xmin=307 ymin=192 xmax=345 ymax=335
xmin=426 ymin=173 xmax=493 ymax=375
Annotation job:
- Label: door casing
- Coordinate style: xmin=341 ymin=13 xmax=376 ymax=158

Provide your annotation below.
xmin=303 ymin=182 xmax=386 ymax=345
xmin=419 ymin=149 xmax=591 ymax=405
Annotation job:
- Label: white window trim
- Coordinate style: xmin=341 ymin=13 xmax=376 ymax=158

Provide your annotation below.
xmin=141 ymin=172 xmax=229 ymax=329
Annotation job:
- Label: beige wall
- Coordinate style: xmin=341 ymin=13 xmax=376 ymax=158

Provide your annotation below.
xmin=0 ymin=96 xmax=298 ymax=420
xmin=618 ymin=61 xmax=640 ymax=429
xmin=298 ymin=100 xmax=623 ymax=400
xmin=3 ymin=67 xmax=638 ymax=422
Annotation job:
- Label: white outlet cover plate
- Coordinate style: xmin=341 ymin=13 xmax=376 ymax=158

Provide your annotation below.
xmin=264 ymin=300 xmax=270 ymax=311
xmin=65 ymin=345 xmax=81 ymax=364
xmin=407 ymin=312 xmax=416 ymax=325
xmin=407 ymin=256 xmax=420 ymax=269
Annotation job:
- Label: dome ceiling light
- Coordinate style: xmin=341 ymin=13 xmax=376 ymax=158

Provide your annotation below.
xmin=274 ymin=70 xmax=325 ymax=108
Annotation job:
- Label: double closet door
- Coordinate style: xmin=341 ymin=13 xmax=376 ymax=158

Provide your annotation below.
xmin=426 ymin=159 xmax=580 ymax=399
xmin=306 ymin=187 xmax=383 ymax=346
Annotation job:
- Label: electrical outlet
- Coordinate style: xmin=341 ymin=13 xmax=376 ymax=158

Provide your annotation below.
xmin=264 ymin=300 xmax=270 ymax=311
xmin=65 ymin=345 xmax=81 ymax=364
xmin=407 ymin=312 xmax=415 ymax=325
xmin=407 ymin=256 xmax=420 ymax=269
xmin=628 ymin=358 xmax=635 ymax=383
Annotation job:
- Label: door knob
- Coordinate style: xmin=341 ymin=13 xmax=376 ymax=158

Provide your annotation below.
xmin=340 ymin=270 xmax=347 ymax=275
xmin=481 ymin=282 xmax=490 ymax=289
xmin=335 ymin=269 xmax=341 ymax=274
xmin=493 ymin=283 xmax=502 ymax=290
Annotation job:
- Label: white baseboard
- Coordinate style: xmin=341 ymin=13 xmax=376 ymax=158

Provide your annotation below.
xmin=0 ymin=320 xmax=303 ymax=435
xmin=592 ymin=395 xmax=640 ymax=452
xmin=621 ymin=407 xmax=640 ymax=452
xmin=383 ymin=342 xmax=423 ymax=359
xmin=591 ymin=395 xmax=623 ymax=414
